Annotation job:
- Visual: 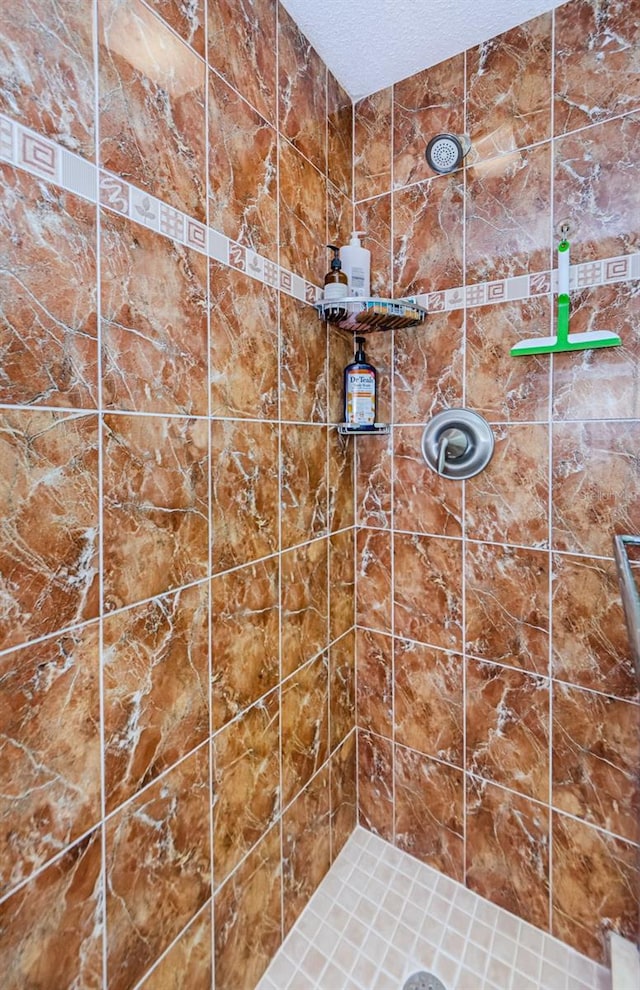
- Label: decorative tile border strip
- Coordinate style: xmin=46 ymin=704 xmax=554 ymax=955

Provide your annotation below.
xmin=1 ymin=112 xmax=638 ymax=317
xmin=0 ymin=112 xmax=320 ymax=306
xmin=415 ymin=251 xmax=640 ymax=315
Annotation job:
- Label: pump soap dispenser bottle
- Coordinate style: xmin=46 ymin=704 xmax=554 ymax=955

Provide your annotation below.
xmin=340 ymin=231 xmax=370 ymax=298
xmin=344 ymin=336 xmax=377 ymax=429
xmin=323 ymin=245 xmax=349 ymax=301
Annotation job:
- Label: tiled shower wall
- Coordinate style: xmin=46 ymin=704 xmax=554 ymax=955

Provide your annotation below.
xmin=0 ymin=1 xmax=357 ymax=988
xmin=353 ymin=0 xmax=640 ymax=967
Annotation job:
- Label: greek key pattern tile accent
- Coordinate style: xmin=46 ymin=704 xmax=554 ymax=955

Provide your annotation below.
xmin=1 ymin=112 xmax=638 ymax=315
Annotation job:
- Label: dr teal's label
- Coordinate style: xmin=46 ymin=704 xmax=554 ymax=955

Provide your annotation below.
xmin=346 ymin=369 xmax=376 ymax=424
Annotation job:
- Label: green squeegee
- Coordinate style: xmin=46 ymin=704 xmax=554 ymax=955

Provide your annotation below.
xmin=511 ymin=240 xmax=621 ymax=356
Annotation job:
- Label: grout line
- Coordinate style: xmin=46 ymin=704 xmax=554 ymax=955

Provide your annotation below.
xmin=389 ymin=79 xmax=397 ymax=847
xmin=274 ymin=1 xmax=286 ymax=951
xmin=324 ymin=56 xmax=333 ymax=871
xmin=4 ymin=402 xmax=639 ymax=427
xmin=203 ymin=20 xmax=216 ymax=987
xmin=548 ymin=8 xmax=558 ymax=934
xmin=91 ymin=1 xmax=108 ymax=985
xmin=354 ymin=523 xmax=634 ymax=564
xmin=461 ymin=46 xmax=469 ymax=886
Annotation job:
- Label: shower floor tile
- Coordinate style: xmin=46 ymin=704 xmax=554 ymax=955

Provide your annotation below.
xmin=256 ymin=827 xmax=610 ymax=990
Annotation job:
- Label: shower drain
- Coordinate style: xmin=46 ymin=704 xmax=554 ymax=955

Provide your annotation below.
xmin=402 ymin=973 xmax=448 ymax=990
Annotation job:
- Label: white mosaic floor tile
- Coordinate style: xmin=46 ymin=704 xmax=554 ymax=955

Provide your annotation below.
xmin=257 ymin=827 xmax=610 ymax=990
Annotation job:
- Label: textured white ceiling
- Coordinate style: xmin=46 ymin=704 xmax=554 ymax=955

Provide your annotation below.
xmin=281 ymin=0 xmax=571 ymax=100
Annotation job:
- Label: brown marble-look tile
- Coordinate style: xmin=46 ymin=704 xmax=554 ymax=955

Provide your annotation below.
xmin=466 ymin=659 xmax=550 ymax=802
xmin=328 ymin=72 xmax=353 ymax=199
xmin=553 ymin=283 xmax=640 ymax=421
xmin=354 ymin=88 xmax=392 ymax=201
xmin=207 ymin=0 xmax=276 ymax=125
xmin=466 ymin=143 xmax=552 ymax=284
xmin=552 ymin=811 xmax=640 ymax=963
xmin=99 ymin=0 xmax=206 ymax=219
xmin=394 ymin=745 xmax=464 ymax=882
xmin=278 ymin=5 xmax=326 ymax=173
xmin=280 ymin=292 xmax=327 ymax=423
xmin=103 ymin=415 xmax=208 ymax=611
xmin=356 ymin=528 xmax=392 ymax=634
xmin=552 ymin=554 xmax=637 ymax=701
xmin=140 ymin=906 xmax=211 ymax=989
xmin=147 ymin=0 xmax=204 ymax=56
xmin=209 ymin=262 xmax=278 ymax=420
xmin=355 ymin=195 xmax=392 ymax=297
xmin=330 ymin=529 xmax=355 ymax=642
xmin=281 ymin=538 xmax=328 ymax=678
xmin=327 ymin=181 xmax=352 ymax=253
xmin=214 ymin=690 xmax=280 ymax=885
xmin=0 ymin=0 xmax=94 ymax=158
xmin=330 ymin=630 xmax=355 ymax=750
xmin=0 ymin=831 xmax=102 ymax=990
xmin=208 ymin=71 xmax=278 ymax=260
xmin=279 ymin=140 xmax=327 ymax=286
xmin=329 ymin=428 xmax=354 ymax=533
xmin=327 ymin=326 xmax=353 ymax=425
xmin=554 ymin=0 xmax=640 ymax=135
xmin=281 ymin=424 xmax=328 ymax=549
xmin=552 ymin=421 xmax=640 ymax=557
xmin=467 ymin=14 xmax=552 ymax=161
xmin=214 ymin=825 xmax=282 ymax=990
xmin=211 ymin=419 xmax=279 ymax=571
xmin=394 ymin=426 xmax=463 ymax=538
xmin=0 ymin=626 xmax=100 ymax=898
xmin=283 ymin=766 xmax=331 ymax=934
xmin=552 ymin=683 xmax=640 ymax=843
xmin=554 ymin=114 xmax=640 ymax=263
xmin=465 ymin=299 xmax=552 ymax=422
xmin=212 ymin=557 xmax=279 ymax=730
xmin=331 ymin=732 xmax=357 ymax=860
xmin=466 ymin=777 xmax=549 ymax=931
xmin=358 ymin=729 xmax=394 ymax=842
xmin=466 ymin=424 xmax=549 ymax=548
xmin=356 ymin=628 xmax=393 ymax=738
xmin=394 ymin=310 xmax=464 ymax=423
xmin=106 ymin=747 xmax=211 ymax=990
xmin=394 ymin=533 xmax=463 ymax=651
xmin=356 ymin=433 xmax=392 ymax=529
xmin=394 ymin=54 xmax=465 ymax=188
xmin=103 ymin=584 xmax=209 ymax=813
xmin=393 ymin=174 xmax=464 ymax=296
xmin=394 ymin=640 xmax=463 ymax=766
xmin=0 ymin=167 xmax=97 ymax=408
xmin=465 ymin=542 xmax=549 ymax=674
xmin=101 ymin=213 xmax=208 ymax=416
xmin=0 ymin=411 xmax=99 ymax=650
xmin=281 ymin=655 xmax=329 ymax=807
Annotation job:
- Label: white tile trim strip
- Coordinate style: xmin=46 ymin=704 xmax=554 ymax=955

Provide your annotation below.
xmin=1 ymin=112 xmax=638 ymax=317
xmin=257 ymin=827 xmax=610 ymax=990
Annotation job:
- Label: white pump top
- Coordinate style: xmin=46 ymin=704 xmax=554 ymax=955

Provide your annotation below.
xmin=349 ymin=230 xmax=365 ymax=246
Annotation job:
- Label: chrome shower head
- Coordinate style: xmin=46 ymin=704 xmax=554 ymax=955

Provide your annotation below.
xmin=425 ymin=133 xmax=471 ymax=174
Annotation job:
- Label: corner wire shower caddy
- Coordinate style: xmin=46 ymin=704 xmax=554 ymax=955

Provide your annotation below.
xmin=314 ymin=295 xmax=428 ymax=436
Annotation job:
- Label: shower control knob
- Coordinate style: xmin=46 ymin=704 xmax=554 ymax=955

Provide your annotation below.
xmin=421 ymin=409 xmax=494 ymax=480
